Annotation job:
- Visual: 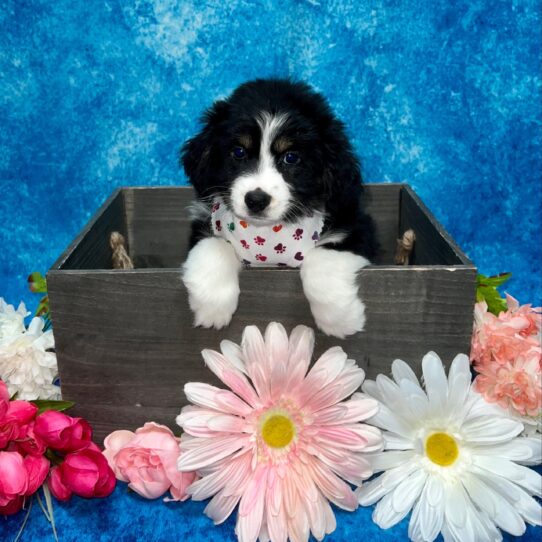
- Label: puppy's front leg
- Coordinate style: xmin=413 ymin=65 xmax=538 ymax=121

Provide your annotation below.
xmin=182 ymin=237 xmax=241 ymax=329
xmin=300 ymin=247 xmax=369 ymax=338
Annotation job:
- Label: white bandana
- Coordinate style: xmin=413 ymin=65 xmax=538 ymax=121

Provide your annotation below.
xmin=211 ymin=199 xmax=325 ymax=267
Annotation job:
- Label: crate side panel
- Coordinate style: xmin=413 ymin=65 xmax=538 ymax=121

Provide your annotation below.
xmin=60 ymin=192 xmax=127 ymax=270
xmin=47 ymin=270 xmax=223 ymax=440
xmin=124 ymin=188 xmax=193 ymax=268
xmin=48 ymin=265 xmax=476 ymax=443
xmin=399 ymin=188 xmax=463 ymax=265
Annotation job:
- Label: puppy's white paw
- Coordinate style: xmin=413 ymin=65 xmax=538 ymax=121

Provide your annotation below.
xmin=182 ymin=237 xmax=241 ymax=330
xmin=300 ymin=247 xmax=369 ymax=338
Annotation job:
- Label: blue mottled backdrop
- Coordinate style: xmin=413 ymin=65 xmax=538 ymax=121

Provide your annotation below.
xmin=1 ymin=1 xmax=541 ymax=541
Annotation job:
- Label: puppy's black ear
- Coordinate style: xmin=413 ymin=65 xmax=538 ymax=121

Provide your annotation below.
xmin=322 ymin=118 xmax=363 ymax=219
xmin=180 ymin=99 xmax=230 ymax=197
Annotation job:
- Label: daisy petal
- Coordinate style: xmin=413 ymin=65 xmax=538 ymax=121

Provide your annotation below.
xmin=461 ymin=415 xmax=523 ymax=444
xmin=205 ymin=488 xmax=240 ymax=525
xmin=422 ymin=351 xmax=448 ymax=413
xmin=391 ymin=359 xmax=420 ymax=386
xmin=184 ymin=382 xmax=252 ymax=417
xmin=462 ymin=475 xmax=526 ymax=536
xmin=202 ymin=349 xmax=259 ymax=407
xmin=178 ymin=435 xmax=249 ymax=471
xmin=473 ymin=456 xmax=542 ymax=497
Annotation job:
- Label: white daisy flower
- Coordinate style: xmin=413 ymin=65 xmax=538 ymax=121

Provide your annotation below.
xmin=358 ymin=351 xmax=542 ymax=542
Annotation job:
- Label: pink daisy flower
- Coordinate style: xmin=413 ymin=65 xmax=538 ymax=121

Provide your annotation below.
xmin=177 ymin=323 xmax=382 ymax=542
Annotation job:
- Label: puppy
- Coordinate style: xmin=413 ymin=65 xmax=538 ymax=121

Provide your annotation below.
xmin=181 ymin=79 xmax=377 ymax=338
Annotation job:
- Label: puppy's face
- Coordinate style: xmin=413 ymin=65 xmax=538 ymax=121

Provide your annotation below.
xmin=225 ymin=111 xmax=328 ymax=224
xmin=182 ymin=79 xmax=359 ymax=224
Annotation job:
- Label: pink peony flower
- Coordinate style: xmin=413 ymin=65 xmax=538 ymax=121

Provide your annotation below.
xmin=0 ymin=400 xmax=38 ymax=449
xmin=33 ymin=410 xmax=92 ymax=453
xmin=0 ymin=451 xmax=49 ymax=515
xmin=474 ymin=351 xmax=542 ymax=417
xmin=103 ymin=422 xmax=196 ymax=501
xmin=47 ymin=445 xmax=116 ymax=501
xmin=177 ymin=323 xmax=382 ymax=542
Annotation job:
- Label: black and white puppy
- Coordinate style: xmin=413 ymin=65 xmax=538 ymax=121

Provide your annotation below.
xmin=181 ymin=79 xmax=377 ymax=338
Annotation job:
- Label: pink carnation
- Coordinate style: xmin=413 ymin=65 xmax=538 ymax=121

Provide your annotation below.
xmin=471 ymin=295 xmax=542 ymax=421
xmin=501 ymin=293 xmax=542 ymax=337
xmin=474 ymin=351 xmax=542 ymax=417
xmin=471 ymin=300 xmax=540 ymax=367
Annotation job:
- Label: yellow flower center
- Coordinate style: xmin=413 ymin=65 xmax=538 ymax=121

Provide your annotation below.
xmin=425 ymin=432 xmax=459 ymax=466
xmin=261 ymin=414 xmax=295 ymax=448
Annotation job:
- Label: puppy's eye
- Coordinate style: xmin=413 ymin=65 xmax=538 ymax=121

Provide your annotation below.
xmin=232 ymin=146 xmax=247 ymax=160
xmin=283 ymin=151 xmax=300 ymax=165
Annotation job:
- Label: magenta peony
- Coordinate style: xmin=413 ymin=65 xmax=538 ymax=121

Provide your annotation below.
xmin=33 ymin=410 xmax=93 ymax=453
xmin=0 ymin=379 xmax=8 ymax=419
xmin=0 ymin=400 xmax=38 ymax=449
xmin=47 ymin=444 xmax=116 ymax=501
xmin=177 ymin=323 xmax=382 ymax=542
xmin=103 ymin=422 xmax=196 ymax=501
xmin=0 ymin=451 xmax=49 ymax=515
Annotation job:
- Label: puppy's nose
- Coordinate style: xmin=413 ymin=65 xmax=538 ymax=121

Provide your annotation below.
xmin=244 ymin=189 xmax=271 ymax=213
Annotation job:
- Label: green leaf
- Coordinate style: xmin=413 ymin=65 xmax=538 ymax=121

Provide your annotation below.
xmin=477 ymin=272 xmax=512 ymax=289
xmin=476 ymin=273 xmax=512 ymax=316
xmin=32 ymin=400 xmax=75 ymax=415
xmin=36 ymin=295 xmax=50 ymax=318
xmin=28 ymin=272 xmax=48 ymax=294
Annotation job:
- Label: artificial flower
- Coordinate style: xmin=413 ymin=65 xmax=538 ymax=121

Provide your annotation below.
xmin=0 ymin=451 xmax=49 ymax=515
xmin=0 ymin=298 xmax=29 ymax=345
xmin=471 ymin=296 xmax=541 ymax=427
xmin=177 ymin=322 xmax=382 ymax=542
xmin=34 ymin=410 xmax=92 ymax=453
xmin=474 ymin=350 xmax=541 ymax=418
xmin=357 ymin=351 xmax=542 ymax=542
xmin=0 ymin=316 xmax=60 ymax=400
xmin=14 ymin=420 xmax=47 ymax=457
xmin=47 ymin=444 xmax=116 ymax=501
xmin=0 ymin=400 xmax=39 ymax=448
xmin=471 ymin=298 xmax=541 ymax=367
xmin=104 ymin=422 xmax=196 ymax=501
xmin=0 ymin=379 xmax=9 ymax=419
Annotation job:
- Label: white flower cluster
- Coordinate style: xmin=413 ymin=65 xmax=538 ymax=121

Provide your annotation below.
xmin=0 ymin=298 xmax=60 ymax=400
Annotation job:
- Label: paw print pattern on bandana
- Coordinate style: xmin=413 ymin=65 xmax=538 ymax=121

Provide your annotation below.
xmin=210 ymin=198 xmax=324 ymax=268
xmin=293 ymin=228 xmax=303 ymax=240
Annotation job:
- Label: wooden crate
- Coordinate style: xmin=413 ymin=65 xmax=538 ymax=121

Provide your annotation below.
xmin=47 ymin=184 xmax=476 ymax=442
